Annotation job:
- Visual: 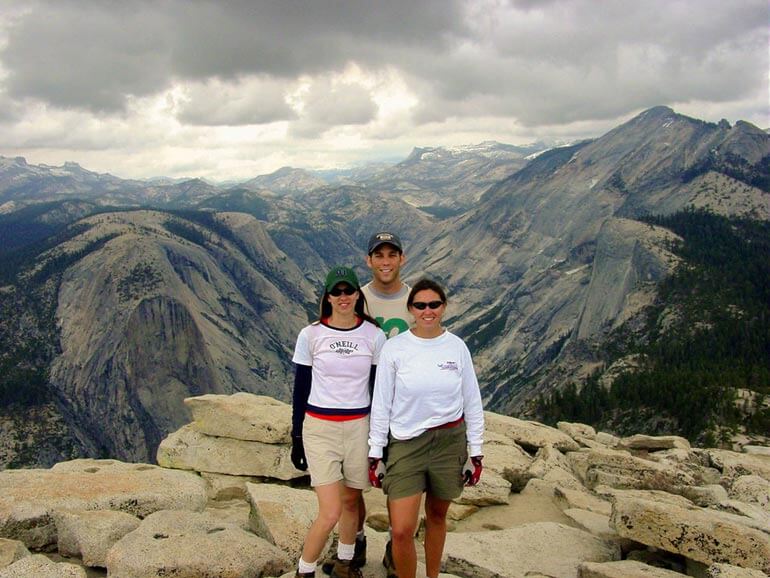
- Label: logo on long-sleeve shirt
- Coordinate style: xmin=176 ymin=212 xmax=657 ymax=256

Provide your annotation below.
xmin=330 ymin=340 xmax=360 ymax=355
xmin=437 ymin=361 xmax=458 ymax=371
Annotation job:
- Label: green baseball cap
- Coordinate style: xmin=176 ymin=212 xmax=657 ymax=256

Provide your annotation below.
xmin=324 ymin=266 xmax=360 ymax=292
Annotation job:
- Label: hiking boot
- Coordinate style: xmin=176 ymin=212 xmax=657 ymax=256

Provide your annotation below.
xmin=329 ymin=558 xmax=362 ymax=578
xmin=352 ymin=535 xmax=366 ymax=568
xmin=294 ymin=572 xmax=315 ymax=578
xmin=382 ymin=539 xmax=397 ymax=578
xmin=320 ymin=536 xmax=366 ymax=574
xmin=320 ymin=554 xmax=337 ymax=575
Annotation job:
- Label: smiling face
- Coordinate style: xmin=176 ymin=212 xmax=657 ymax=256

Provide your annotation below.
xmin=408 ymin=288 xmax=446 ymax=337
xmin=366 ymin=243 xmax=405 ymax=292
xmin=326 ymin=282 xmax=359 ymax=319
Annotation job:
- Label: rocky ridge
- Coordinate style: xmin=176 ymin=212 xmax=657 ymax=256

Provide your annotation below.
xmin=1 ymin=107 xmax=769 ymax=468
xmin=406 ymin=106 xmax=770 ymax=412
xmin=1 ymin=393 xmax=768 ymax=578
xmin=358 ymin=140 xmax=548 ymax=211
xmin=0 ymin=156 xmax=220 ymax=210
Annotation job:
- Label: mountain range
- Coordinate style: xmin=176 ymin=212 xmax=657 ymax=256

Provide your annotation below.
xmin=0 ymin=106 xmax=768 ymax=467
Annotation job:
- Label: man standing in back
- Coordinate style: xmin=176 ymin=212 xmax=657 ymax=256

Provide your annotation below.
xmin=362 ymin=231 xmax=410 ymax=338
xmin=322 ymin=231 xmax=408 ymax=578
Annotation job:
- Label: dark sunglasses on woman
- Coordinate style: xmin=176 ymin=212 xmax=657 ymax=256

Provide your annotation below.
xmin=329 ymin=286 xmax=357 ymax=296
xmin=411 ymin=300 xmax=444 ymax=310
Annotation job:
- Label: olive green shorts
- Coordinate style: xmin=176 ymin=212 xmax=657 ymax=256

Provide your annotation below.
xmin=382 ymin=422 xmax=468 ymax=501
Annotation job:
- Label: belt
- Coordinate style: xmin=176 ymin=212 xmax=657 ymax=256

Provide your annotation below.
xmin=428 ymin=416 xmax=464 ymax=430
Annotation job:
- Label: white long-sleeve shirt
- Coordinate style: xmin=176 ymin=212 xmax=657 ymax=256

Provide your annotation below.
xmin=368 ymin=329 xmax=484 ymax=458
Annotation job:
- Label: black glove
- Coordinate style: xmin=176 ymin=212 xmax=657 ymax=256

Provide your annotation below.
xmin=291 ymin=435 xmax=307 ymax=471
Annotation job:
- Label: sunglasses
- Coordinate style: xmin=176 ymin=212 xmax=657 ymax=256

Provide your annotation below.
xmin=329 ymin=286 xmax=357 ymax=296
xmin=411 ymin=300 xmax=444 ymax=310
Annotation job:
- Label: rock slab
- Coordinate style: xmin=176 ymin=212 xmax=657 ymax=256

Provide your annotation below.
xmin=0 ymin=539 xmax=28 ymax=570
xmin=579 ymin=560 xmax=689 ymax=577
xmin=443 ymin=522 xmax=620 ymax=578
xmin=0 ymin=554 xmax=86 ymax=577
xmin=246 ymin=483 xmax=324 ymax=561
xmin=610 ymin=496 xmax=770 ymax=573
xmin=106 ymin=509 xmax=291 ymax=578
xmin=185 ymin=393 xmax=292 ymax=443
xmin=55 ymin=509 xmax=141 ymax=567
xmin=157 ymin=424 xmax=301 ymax=480
xmin=0 ymin=459 xmax=207 ymax=549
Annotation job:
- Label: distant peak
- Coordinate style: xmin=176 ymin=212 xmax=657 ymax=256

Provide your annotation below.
xmin=179 ymin=177 xmax=210 ymax=188
xmin=614 ymin=106 xmax=682 ymax=133
xmin=405 ymin=147 xmax=432 ymax=160
xmin=645 ymin=105 xmax=675 ymax=114
xmin=271 ymin=166 xmax=307 ymax=176
xmin=733 ymin=120 xmax=766 ymax=135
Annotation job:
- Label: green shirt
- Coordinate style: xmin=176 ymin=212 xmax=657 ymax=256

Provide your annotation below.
xmin=362 ymin=282 xmax=411 ymax=339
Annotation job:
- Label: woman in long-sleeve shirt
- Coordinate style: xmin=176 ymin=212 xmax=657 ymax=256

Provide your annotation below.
xmin=368 ymin=277 xmax=484 ymax=578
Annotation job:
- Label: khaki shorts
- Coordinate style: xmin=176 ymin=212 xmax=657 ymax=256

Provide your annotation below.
xmin=303 ymin=414 xmax=370 ymax=489
xmin=382 ymin=422 xmax=468 ymax=501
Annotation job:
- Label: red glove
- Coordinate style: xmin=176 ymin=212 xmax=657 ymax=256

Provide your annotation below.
xmin=368 ymin=458 xmax=385 ymax=488
xmin=463 ymin=455 xmax=483 ymax=486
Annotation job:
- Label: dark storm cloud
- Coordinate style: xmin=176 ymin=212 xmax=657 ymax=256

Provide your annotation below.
xmin=0 ymin=0 xmax=766 ymax=132
xmin=1 ymin=0 xmax=465 ymax=113
xmin=2 ymin=1 xmax=172 ymax=111
xmin=404 ymin=0 xmax=769 ymax=126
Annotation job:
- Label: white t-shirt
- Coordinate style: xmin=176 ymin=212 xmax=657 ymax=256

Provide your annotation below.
xmin=292 ymin=320 xmax=387 ymax=412
xmin=369 ymin=329 xmax=484 ymax=458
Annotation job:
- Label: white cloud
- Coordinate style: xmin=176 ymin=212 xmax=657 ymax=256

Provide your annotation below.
xmin=0 ymin=0 xmax=766 ymax=179
xmin=289 ymin=74 xmax=379 ymax=138
xmin=174 ymin=76 xmax=296 ymax=126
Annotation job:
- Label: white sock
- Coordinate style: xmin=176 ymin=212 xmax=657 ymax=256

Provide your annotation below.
xmin=356 ymin=529 xmax=365 ymax=542
xmin=298 ymin=557 xmax=316 ymax=573
xmin=337 ymin=541 xmax=355 ymax=561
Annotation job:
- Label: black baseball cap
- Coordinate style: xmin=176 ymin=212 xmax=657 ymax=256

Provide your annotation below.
xmin=367 ymin=231 xmax=403 ymax=255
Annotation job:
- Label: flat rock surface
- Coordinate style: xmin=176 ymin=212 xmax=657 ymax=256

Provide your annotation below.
xmin=444 ymin=522 xmax=620 ymax=578
xmin=0 ymin=554 xmax=86 ymax=577
xmin=0 ymin=460 xmax=207 ymax=549
xmin=185 ymin=393 xmax=292 ymax=443
xmin=105 ymin=509 xmax=291 ymax=578
xmin=157 ymin=424 xmax=300 ymax=479
xmin=579 ymin=560 xmax=688 ymax=577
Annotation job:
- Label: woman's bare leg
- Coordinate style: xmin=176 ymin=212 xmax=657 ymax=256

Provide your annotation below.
xmin=301 ymin=482 xmax=343 ymax=563
xmin=423 ymin=493 xmax=451 ymax=578
xmin=388 ymin=493 xmax=422 ymax=578
xmin=338 ymin=485 xmax=362 ymax=546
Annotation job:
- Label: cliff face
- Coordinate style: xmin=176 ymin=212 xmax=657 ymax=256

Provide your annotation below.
xmin=48 ymin=211 xmax=315 ymax=462
xmin=405 ymin=107 xmax=770 ymax=410
xmin=574 ymin=218 xmax=681 ymax=342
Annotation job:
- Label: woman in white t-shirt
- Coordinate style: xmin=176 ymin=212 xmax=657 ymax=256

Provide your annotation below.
xmin=291 ymin=266 xmax=386 ymax=578
xmin=368 ymin=278 xmax=485 ymax=578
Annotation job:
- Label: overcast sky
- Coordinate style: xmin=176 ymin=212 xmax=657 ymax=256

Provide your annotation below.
xmin=0 ymin=0 xmax=767 ymax=181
